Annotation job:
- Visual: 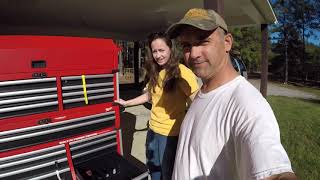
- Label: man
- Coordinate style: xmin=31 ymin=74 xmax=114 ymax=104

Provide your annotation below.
xmin=166 ymin=8 xmax=296 ymax=180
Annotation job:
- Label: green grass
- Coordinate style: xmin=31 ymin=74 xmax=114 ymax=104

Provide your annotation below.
xmin=267 ymin=96 xmax=320 ymax=180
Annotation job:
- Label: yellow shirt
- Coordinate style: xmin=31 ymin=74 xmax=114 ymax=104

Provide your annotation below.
xmin=149 ymin=64 xmax=199 ymax=136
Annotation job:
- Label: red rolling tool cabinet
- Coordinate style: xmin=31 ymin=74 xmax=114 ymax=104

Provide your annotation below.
xmin=0 ymin=35 xmax=148 ymax=180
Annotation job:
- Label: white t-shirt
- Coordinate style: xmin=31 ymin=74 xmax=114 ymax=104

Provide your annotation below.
xmin=172 ymin=76 xmax=293 ymax=180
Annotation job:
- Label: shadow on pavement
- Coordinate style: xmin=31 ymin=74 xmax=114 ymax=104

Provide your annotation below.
xmin=120 ymin=112 xmax=146 ymax=170
xmin=120 ymin=111 xmax=148 ymax=171
xmin=120 ymin=112 xmax=136 ymax=158
xmin=118 ymin=83 xmax=149 ymax=169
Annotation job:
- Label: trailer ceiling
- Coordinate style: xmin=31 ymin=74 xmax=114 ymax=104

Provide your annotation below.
xmin=0 ymin=0 xmax=276 ymax=40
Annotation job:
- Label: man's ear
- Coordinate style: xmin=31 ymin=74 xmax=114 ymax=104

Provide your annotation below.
xmin=224 ymin=33 xmax=233 ymax=52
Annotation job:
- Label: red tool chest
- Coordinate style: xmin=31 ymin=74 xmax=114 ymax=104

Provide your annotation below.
xmin=0 ymin=35 xmax=148 ymax=180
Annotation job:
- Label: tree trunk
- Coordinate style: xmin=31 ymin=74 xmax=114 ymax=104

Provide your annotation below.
xmin=260 ymin=24 xmax=268 ymax=97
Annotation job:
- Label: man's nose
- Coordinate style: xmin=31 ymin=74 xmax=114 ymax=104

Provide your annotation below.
xmin=189 ymin=46 xmax=201 ymax=60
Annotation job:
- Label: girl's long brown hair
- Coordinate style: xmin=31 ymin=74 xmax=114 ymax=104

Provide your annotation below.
xmin=145 ymin=32 xmax=181 ymax=93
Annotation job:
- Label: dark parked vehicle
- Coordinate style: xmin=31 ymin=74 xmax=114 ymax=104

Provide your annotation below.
xmin=230 ymin=56 xmax=248 ymax=79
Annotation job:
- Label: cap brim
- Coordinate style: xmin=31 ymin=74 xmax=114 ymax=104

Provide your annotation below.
xmin=166 ymin=19 xmax=219 ymax=39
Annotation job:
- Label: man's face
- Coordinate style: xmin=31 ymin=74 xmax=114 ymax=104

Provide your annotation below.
xmin=178 ymin=27 xmax=232 ymax=81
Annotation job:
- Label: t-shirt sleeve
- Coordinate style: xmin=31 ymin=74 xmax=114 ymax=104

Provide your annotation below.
xmin=234 ymin=102 xmax=293 ymax=180
xmin=178 ymin=64 xmax=199 ymax=97
xmin=144 ymin=82 xmax=149 ymax=92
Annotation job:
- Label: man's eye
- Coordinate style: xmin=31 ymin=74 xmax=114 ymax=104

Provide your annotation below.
xmin=182 ymin=44 xmax=191 ymax=51
xmin=196 ymin=40 xmax=209 ymax=46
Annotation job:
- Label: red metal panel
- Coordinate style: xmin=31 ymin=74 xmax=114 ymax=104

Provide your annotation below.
xmin=64 ymin=143 xmax=77 ymax=180
xmin=0 ymin=94 xmax=118 ymax=130
xmin=0 ymin=125 xmax=115 ymax=158
xmin=0 ymin=78 xmax=118 ymax=132
xmin=0 ymin=35 xmax=116 ymax=49
xmin=0 ymin=35 xmax=120 ymax=156
xmin=0 ymin=36 xmax=134 ymax=180
xmin=0 ymin=35 xmax=119 ymax=76
xmin=56 ymin=75 xmax=64 ymax=112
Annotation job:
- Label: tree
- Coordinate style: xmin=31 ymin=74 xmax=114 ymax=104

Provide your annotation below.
xmin=291 ymin=0 xmax=320 ymax=80
xmin=270 ymin=0 xmax=320 ymax=83
xmin=231 ymin=26 xmax=261 ymax=73
xmin=304 ymin=44 xmax=320 ymax=82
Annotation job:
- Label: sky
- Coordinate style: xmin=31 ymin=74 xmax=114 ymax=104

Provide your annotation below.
xmin=308 ymin=31 xmax=320 ymax=46
xmin=271 ymin=29 xmax=320 ymax=46
xmin=269 ymin=0 xmax=320 ymax=47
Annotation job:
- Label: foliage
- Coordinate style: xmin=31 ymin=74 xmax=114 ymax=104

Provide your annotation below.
xmin=230 ymin=26 xmax=261 ymax=72
xmin=306 ymin=44 xmax=320 ymax=64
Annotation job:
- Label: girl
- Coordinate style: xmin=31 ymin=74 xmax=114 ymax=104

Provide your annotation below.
xmin=115 ymin=32 xmax=198 ymax=180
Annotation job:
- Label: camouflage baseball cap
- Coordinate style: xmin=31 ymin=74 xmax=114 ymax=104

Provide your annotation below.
xmin=167 ymin=8 xmax=228 ymax=38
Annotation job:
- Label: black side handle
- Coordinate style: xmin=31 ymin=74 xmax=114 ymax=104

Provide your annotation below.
xmin=32 ymin=60 xmax=47 ymax=68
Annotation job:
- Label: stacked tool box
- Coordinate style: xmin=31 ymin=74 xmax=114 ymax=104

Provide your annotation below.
xmin=0 ymin=35 xmax=148 ymax=180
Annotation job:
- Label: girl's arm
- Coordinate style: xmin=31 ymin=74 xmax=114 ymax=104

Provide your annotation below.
xmin=114 ymin=92 xmax=151 ymax=107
